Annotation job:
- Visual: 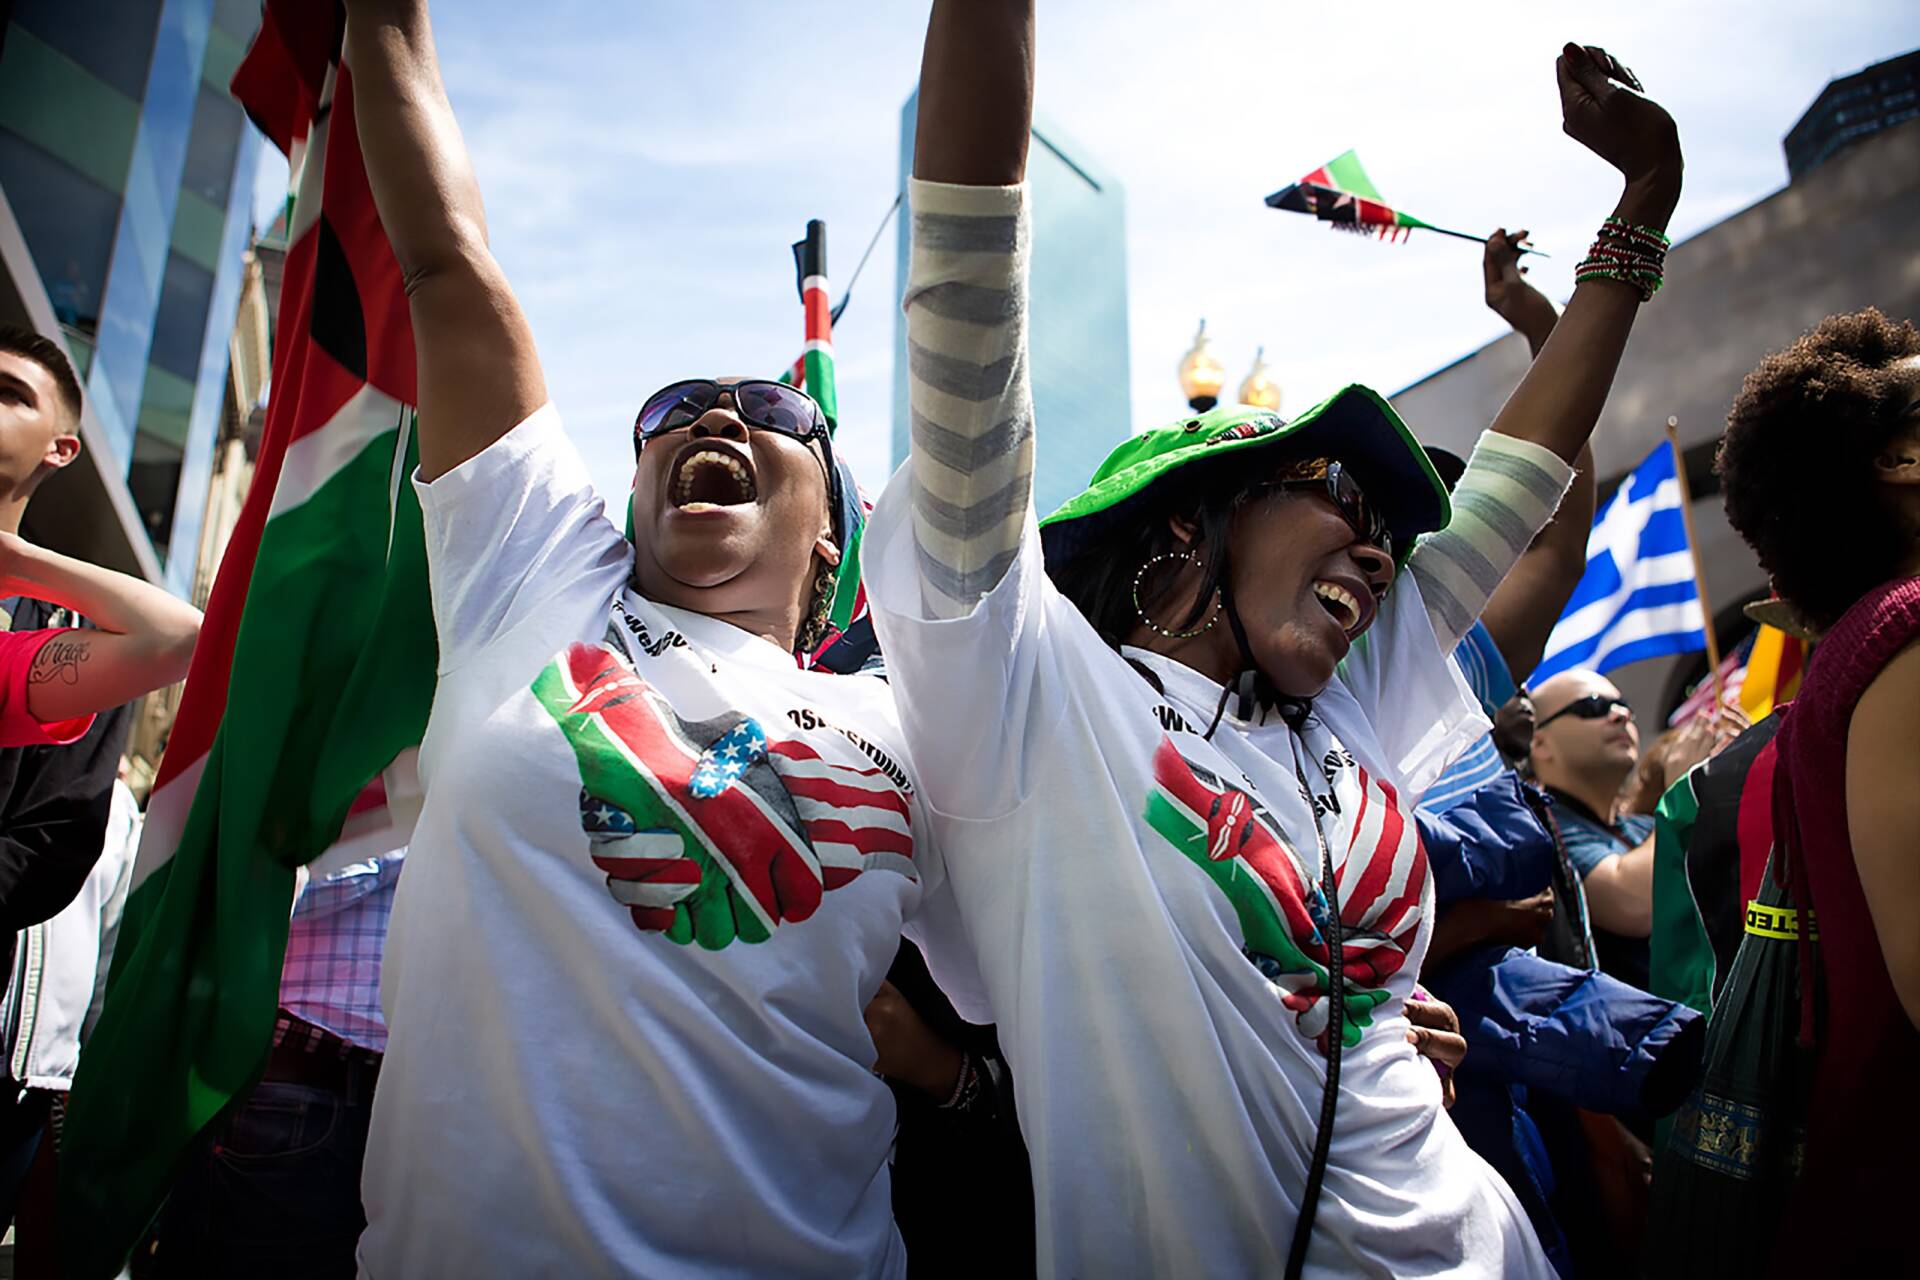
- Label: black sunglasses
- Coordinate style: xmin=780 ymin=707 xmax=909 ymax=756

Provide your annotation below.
xmin=1257 ymin=461 xmax=1393 ymax=561
xmin=634 ymin=379 xmax=830 ymax=452
xmin=1536 ymin=693 xmax=1632 ymax=729
xmin=633 ymin=378 xmax=842 ymax=536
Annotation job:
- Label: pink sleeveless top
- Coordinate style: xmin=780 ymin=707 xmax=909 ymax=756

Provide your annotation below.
xmin=0 ymin=627 xmax=95 ymax=748
xmin=1772 ymin=575 xmax=1920 ymax=1268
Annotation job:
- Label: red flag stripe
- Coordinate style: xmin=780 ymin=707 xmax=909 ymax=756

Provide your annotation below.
xmin=226 ymin=1 xmax=334 ymax=152
xmin=767 ymin=738 xmax=891 ymax=778
xmin=799 ymin=818 xmax=913 ymax=858
xmin=780 ymin=772 xmax=911 ymax=820
xmin=589 ymin=856 xmax=703 ymax=884
xmin=802 ymin=279 xmax=832 ymax=343
xmin=1341 ymin=775 xmax=1405 ymax=921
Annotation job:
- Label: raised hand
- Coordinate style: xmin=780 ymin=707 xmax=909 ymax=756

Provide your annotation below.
xmin=1483 ymin=229 xmax=1533 ymax=307
xmin=1483 ymin=228 xmax=1558 ymax=353
xmin=914 ymin=0 xmax=1034 ymax=185
xmin=1555 ymin=43 xmax=1681 ymax=210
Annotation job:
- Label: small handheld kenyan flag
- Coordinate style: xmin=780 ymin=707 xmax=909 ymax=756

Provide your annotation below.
xmin=1266 ymin=150 xmax=1544 ymax=254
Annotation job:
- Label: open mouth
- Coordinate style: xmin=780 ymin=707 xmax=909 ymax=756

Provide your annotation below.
xmin=668 ymin=443 xmax=758 ymax=512
xmin=1311 ymin=579 xmax=1366 ymax=635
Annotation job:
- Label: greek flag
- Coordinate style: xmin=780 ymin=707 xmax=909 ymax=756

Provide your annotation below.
xmin=1532 ymin=439 xmax=1706 ymax=682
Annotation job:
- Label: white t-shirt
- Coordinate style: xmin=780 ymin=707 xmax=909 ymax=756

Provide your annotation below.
xmin=865 ymin=487 xmax=1550 ymax=1278
xmin=361 ymin=407 xmax=942 ymax=1279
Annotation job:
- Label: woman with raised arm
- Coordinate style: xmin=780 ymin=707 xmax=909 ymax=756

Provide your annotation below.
xmin=341 ymin=2 xmax=977 ymax=1274
xmin=868 ymin=8 xmax=1683 ymax=1274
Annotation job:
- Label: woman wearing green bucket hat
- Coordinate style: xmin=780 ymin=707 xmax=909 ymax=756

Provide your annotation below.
xmin=868 ymin=7 xmax=1680 ymax=1277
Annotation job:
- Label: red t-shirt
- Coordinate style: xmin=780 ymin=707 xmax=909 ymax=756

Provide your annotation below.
xmin=0 ymin=628 xmax=96 ymax=748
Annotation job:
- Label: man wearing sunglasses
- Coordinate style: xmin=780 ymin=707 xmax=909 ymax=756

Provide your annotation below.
xmin=337 ymin=2 xmax=994 ymax=1275
xmin=1528 ymin=669 xmax=1715 ymax=988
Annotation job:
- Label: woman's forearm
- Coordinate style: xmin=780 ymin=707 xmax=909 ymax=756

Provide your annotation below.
xmin=343 ymin=0 xmax=546 ymax=481
xmin=1486 ymin=176 xmax=1680 ymax=466
xmin=914 ymin=0 xmax=1033 ymax=186
xmin=903 ymin=0 xmax=1037 ymax=620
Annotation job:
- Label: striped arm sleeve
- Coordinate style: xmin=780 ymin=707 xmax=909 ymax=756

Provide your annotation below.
xmin=1407 ymin=431 xmax=1575 ymax=653
xmin=903 ymin=177 xmax=1034 ymax=620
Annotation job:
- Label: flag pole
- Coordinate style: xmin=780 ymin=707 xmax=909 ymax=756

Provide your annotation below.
xmin=1666 ymin=416 xmax=1724 ymax=716
xmin=1417 ymin=224 xmax=1551 ymax=257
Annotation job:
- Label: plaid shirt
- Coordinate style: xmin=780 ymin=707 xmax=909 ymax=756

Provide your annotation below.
xmin=280 ymin=852 xmax=403 ymax=1052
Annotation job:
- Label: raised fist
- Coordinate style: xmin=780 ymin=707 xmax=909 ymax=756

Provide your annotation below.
xmin=1555 ymin=43 xmax=1681 ymax=193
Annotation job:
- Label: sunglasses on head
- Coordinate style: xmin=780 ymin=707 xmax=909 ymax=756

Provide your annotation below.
xmin=1255 ymin=459 xmax=1393 ymax=561
xmin=1537 ymin=693 xmax=1632 ymax=729
xmin=634 ymin=379 xmax=830 ymax=452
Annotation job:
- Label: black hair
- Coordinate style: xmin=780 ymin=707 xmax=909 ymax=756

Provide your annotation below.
xmin=1717 ymin=307 xmax=1920 ymax=630
xmin=1048 ymin=450 xmax=1302 ymax=648
xmin=0 ymin=325 xmax=83 ymax=426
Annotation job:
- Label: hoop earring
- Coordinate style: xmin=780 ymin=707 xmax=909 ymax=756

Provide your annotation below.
xmin=1133 ymin=551 xmax=1220 ymax=639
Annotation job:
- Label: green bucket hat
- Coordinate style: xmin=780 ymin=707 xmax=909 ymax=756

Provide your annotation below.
xmin=1038 ymin=383 xmax=1449 ymax=572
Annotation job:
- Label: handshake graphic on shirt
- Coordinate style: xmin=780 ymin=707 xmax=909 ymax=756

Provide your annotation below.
xmin=534 ymin=642 xmax=916 ymax=950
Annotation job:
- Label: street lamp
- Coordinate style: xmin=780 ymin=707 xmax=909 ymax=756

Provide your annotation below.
xmin=1177 ymin=319 xmax=1225 ymax=412
xmin=1238 ymin=346 xmax=1281 ymax=413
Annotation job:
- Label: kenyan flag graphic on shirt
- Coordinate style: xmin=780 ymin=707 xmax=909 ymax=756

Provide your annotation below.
xmin=533 ymin=641 xmax=916 ymax=950
xmin=1143 ymin=736 xmax=1426 ymax=1050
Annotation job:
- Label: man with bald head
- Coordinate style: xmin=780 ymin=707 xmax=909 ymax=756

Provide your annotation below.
xmin=1529 ymin=669 xmax=1713 ymax=987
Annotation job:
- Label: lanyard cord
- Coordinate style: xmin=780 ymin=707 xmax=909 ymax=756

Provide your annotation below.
xmin=1209 ymin=572 xmax=1313 ymax=738
xmin=1129 ymin=611 xmax=1343 ymax=1273
xmin=1283 ymin=717 xmax=1344 ymax=1280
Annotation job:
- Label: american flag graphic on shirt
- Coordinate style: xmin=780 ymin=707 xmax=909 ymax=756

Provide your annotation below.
xmin=533 ymin=641 xmax=916 ymax=950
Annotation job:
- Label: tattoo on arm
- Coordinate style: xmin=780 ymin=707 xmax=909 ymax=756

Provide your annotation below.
xmin=27 ymin=637 xmax=88 ymax=686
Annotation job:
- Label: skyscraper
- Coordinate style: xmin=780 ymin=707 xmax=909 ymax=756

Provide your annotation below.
xmin=0 ymin=0 xmax=265 ymax=593
xmin=1784 ymin=49 xmax=1919 ymax=182
xmin=893 ymin=93 xmax=1132 ymax=519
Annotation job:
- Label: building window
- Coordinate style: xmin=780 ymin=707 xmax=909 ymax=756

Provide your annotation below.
xmin=148 ymin=251 xmax=216 ymax=384
xmin=8 ymin=0 xmax=166 ymax=102
xmin=0 ymin=130 xmax=121 ymax=333
xmin=180 ymin=85 xmax=243 ymax=210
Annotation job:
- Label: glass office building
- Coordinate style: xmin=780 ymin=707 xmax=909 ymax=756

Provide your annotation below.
xmin=893 ymin=94 xmax=1133 ymax=519
xmin=0 ymin=0 xmax=263 ymax=593
xmin=1783 ymin=49 xmax=1919 ymax=182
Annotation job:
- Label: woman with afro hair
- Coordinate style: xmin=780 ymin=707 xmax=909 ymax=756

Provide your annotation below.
xmin=1715 ymin=306 xmax=1920 ymax=1268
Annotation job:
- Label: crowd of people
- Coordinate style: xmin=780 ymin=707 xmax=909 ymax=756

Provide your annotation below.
xmin=0 ymin=0 xmax=1915 ymax=1275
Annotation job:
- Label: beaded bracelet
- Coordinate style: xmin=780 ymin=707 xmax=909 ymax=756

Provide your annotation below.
xmin=1574 ymin=215 xmax=1671 ymax=302
xmin=1575 ymin=266 xmax=1663 ymax=301
xmin=1583 ymin=239 xmax=1665 ymax=264
xmin=939 ymin=1052 xmax=976 ymax=1109
xmin=1603 ymin=214 xmax=1671 ymax=251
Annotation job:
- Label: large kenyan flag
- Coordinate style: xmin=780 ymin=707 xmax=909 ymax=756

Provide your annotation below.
xmin=60 ymin=5 xmax=433 ymax=1272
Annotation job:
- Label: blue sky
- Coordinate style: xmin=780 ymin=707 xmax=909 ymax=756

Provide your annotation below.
xmin=271 ymin=1 xmax=1919 ymax=508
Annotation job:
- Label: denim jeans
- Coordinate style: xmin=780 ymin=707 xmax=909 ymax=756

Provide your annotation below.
xmin=148 ymin=1058 xmax=377 ymax=1278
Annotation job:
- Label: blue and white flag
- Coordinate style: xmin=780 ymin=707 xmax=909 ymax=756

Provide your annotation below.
xmin=1532 ymin=439 xmax=1705 ymax=683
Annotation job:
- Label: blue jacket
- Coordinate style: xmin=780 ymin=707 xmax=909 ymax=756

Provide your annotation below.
xmin=1419 ymin=773 xmax=1554 ymax=906
xmin=1417 ymin=778 xmax=1704 ymax=1115
xmin=1416 ymin=776 xmax=1705 ymax=1274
